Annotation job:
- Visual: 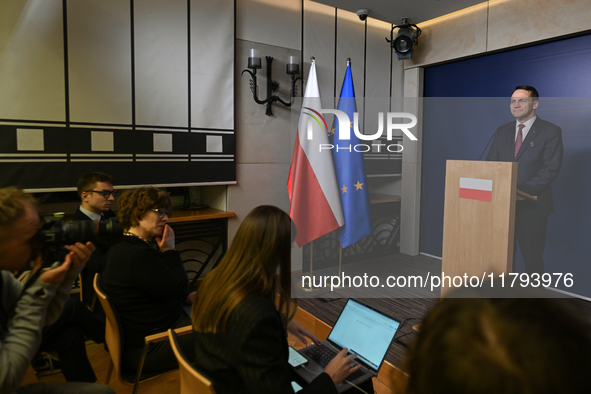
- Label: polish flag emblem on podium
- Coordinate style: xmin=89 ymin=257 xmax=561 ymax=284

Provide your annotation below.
xmin=459 ymin=177 xmax=493 ymax=202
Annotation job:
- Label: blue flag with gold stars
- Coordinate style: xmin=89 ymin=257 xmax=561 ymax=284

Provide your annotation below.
xmin=330 ymin=61 xmax=373 ymax=248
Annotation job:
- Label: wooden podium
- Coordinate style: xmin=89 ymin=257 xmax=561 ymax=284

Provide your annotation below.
xmin=441 ymin=160 xmax=536 ymax=296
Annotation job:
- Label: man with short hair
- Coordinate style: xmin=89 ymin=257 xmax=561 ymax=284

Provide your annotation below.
xmin=487 ymin=86 xmax=563 ymax=274
xmin=74 ymin=172 xmax=117 ymax=309
xmin=0 ymin=187 xmax=113 ymax=394
xmin=75 ymin=172 xmax=117 ymax=223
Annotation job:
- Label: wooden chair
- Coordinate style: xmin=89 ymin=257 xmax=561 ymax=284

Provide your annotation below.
xmin=93 ymin=273 xmax=192 ymax=393
xmin=168 ymin=328 xmax=216 ymax=394
xmin=79 ymin=273 xmax=98 ymax=312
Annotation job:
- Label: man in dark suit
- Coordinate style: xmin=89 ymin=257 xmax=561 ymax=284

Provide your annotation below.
xmin=74 ymin=172 xmax=117 ymax=310
xmin=487 ymin=86 xmax=563 ymax=274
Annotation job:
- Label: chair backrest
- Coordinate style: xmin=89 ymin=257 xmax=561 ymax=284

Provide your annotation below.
xmin=79 ymin=273 xmax=84 ymax=303
xmin=80 ymin=272 xmax=98 ymax=312
xmin=168 ymin=328 xmax=216 ymax=394
xmin=93 ymin=273 xmax=126 ymax=383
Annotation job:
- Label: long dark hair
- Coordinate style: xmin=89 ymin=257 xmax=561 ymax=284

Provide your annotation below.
xmin=192 ymin=205 xmax=295 ymax=333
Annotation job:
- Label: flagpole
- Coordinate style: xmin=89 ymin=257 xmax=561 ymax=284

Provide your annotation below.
xmin=310 ymin=240 xmax=313 ymax=289
xmin=338 ymin=243 xmax=341 ymax=278
xmin=333 ymin=240 xmax=348 ymax=289
xmin=337 ymin=61 xmax=348 ymax=288
xmin=297 ymin=239 xmax=322 ymax=292
xmin=291 ymin=55 xmax=337 ymax=294
xmin=329 ymin=57 xmax=373 ymax=292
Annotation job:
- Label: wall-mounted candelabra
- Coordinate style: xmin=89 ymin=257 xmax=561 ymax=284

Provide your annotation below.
xmin=241 ymin=49 xmax=302 ymax=116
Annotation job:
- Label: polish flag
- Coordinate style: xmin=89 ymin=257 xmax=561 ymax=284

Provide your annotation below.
xmin=459 ymin=177 xmax=493 ymax=202
xmin=288 ymin=61 xmax=344 ymax=247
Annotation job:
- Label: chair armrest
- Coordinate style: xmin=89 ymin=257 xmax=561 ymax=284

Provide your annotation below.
xmin=144 ymin=324 xmax=193 ymax=344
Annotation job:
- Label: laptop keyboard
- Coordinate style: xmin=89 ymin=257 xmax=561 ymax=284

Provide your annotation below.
xmin=301 ymin=345 xmax=367 ymax=381
xmin=345 ymin=368 xmax=366 ymax=382
xmin=302 ymin=344 xmax=336 ymax=367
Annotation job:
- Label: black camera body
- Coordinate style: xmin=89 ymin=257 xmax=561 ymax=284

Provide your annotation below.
xmin=38 ymin=218 xmax=124 ymax=267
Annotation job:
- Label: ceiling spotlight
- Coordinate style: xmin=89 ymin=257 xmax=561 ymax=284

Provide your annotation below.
xmin=386 ymin=18 xmax=422 ymax=60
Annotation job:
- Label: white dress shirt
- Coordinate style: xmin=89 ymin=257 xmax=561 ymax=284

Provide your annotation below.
xmin=79 ymin=206 xmax=103 ymax=221
xmin=515 ymin=115 xmax=537 ymax=142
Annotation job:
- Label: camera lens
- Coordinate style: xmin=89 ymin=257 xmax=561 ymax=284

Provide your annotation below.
xmin=39 ymin=219 xmax=124 ymax=246
xmin=62 ymin=220 xmax=124 ymax=244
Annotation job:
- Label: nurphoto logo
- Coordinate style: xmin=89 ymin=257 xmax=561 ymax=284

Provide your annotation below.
xmin=302 ymin=108 xmax=418 ymax=153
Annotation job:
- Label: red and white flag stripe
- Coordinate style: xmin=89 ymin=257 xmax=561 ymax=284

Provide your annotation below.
xmin=288 ymin=61 xmax=344 ymax=247
xmin=459 ymin=177 xmax=493 ymax=202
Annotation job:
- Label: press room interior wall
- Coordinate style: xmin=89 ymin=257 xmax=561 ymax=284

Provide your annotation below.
xmin=420 ymin=33 xmax=591 ymax=298
xmin=407 ymin=0 xmax=591 ymax=70
xmin=1 ymin=0 xmax=406 ymax=270
xmin=0 ymin=0 xmax=234 ymax=190
xmin=230 ymin=0 xmax=405 ymax=263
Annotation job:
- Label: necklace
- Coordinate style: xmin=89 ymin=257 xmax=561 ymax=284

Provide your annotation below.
xmin=123 ymin=230 xmax=151 ymax=244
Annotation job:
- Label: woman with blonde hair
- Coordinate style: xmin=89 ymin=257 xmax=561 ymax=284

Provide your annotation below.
xmin=192 ymin=205 xmax=358 ymax=394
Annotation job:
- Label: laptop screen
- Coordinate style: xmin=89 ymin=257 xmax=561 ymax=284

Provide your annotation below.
xmin=327 ymin=299 xmax=400 ymax=372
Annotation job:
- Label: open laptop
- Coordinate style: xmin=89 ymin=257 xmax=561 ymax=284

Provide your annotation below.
xmin=295 ymin=299 xmax=400 ymax=392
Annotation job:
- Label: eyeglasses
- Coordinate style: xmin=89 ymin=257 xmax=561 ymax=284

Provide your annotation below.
xmin=151 ymin=208 xmax=172 ymax=219
xmin=85 ymin=190 xmax=117 ymax=199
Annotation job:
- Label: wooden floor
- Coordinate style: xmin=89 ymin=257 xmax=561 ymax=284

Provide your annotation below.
xmin=20 ymin=341 xmax=180 ymax=394
xmin=20 ymin=333 xmax=312 ymax=394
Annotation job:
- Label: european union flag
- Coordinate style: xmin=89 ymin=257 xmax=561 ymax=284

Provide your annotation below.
xmin=331 ymin=62 xmax=373 ymax=248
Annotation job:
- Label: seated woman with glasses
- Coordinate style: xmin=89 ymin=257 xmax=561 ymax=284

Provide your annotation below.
xmin=100 ymin=186 xmax=194 ymax=375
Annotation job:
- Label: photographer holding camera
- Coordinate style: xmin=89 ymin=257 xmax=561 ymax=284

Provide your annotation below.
xmin=0 ymin=187 xmax=114 ymax=394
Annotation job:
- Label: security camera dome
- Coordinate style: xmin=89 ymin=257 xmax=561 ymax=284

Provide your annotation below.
xmin=356 ymin=9 xmax=370 ymax=21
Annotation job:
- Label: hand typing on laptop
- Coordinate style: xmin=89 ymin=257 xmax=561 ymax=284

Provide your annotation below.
xmin=295 ymin=299 xmax=400 ymax=392
xmin=324 ymin=348 xmax=361 ymax=385
xmin=287 ymin=320 xmax=321 ymax=345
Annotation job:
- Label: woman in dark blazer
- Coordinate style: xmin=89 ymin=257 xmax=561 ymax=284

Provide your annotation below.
xmin=192 ymin=205 xmax=357 ymax=394
xmin=101 ymin=186 xmax=193 ymax=374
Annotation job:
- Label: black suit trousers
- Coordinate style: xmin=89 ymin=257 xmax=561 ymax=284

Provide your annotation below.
xmin=40 ymin=297 xmax=105 ymax=382
xmin=514 ymin=215 xmax=548 ymax=275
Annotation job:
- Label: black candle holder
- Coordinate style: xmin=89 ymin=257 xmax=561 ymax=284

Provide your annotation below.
xmin=241 ymin=56 xmax=302 ymax=116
